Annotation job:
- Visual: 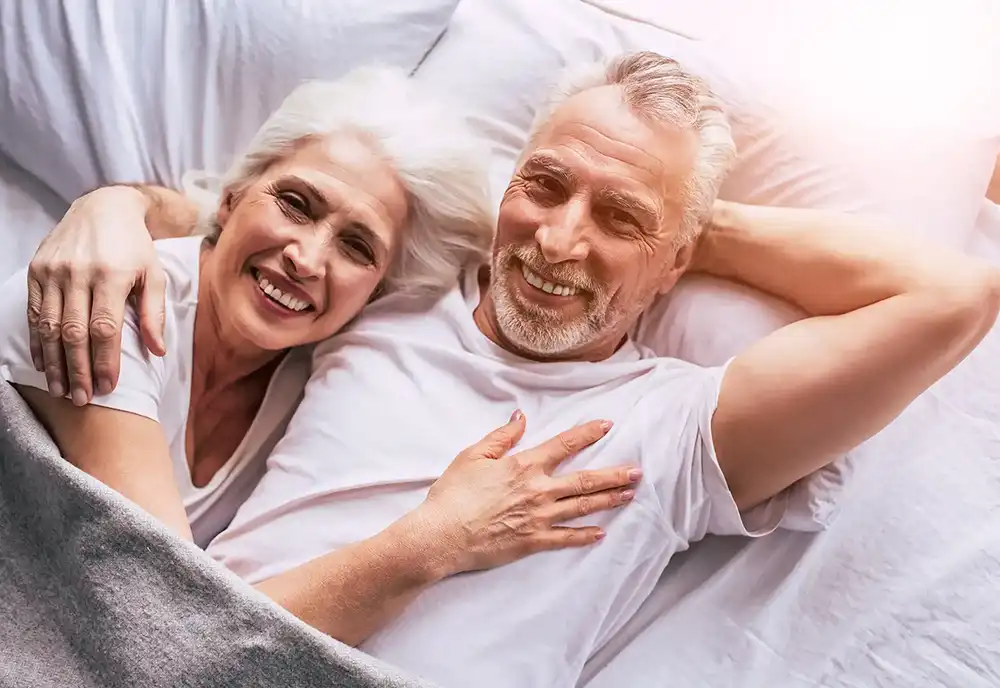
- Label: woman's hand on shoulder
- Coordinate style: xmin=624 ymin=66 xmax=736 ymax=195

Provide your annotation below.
xmin=27 ymin=185 xmax=166 ymax=405
xmin=409 ymin=411 xmax=641 ymax=578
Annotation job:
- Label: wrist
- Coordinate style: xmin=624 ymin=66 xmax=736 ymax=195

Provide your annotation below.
xmin=385 ymin=506 xmax=460 ymax=585
xmin=79 ymin=185 xmax=152 ymax=216
xmin=693 ymin=201 xmax=746 ymax=278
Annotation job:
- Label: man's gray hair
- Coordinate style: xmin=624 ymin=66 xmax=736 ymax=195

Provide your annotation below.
xmin=529 ymin=51 xmax=736 ymax=244
xmin=189 ymin=66 xmax=494 ymax=297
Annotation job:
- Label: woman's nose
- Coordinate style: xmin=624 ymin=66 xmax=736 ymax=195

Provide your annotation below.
xmin=282 ymin=239 xmax=324 ymax=280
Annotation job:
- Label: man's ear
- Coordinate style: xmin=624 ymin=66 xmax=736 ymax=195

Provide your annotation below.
xmin=657 ymin=240 xmax=696 ymax=295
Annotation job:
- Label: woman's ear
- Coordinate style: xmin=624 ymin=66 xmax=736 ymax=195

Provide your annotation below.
xmin=215 ymin=189 xmax=238 ymax=227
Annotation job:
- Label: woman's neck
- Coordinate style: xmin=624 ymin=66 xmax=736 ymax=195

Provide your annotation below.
xmin=194 ymin=252 xmax=282 ymax=394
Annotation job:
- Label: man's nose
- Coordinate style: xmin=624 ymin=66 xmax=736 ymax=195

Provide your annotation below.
xmin=282 ymin=235 xmax=325 ymax=280
xmin=534 ymin=198 xmax=591 ymax=263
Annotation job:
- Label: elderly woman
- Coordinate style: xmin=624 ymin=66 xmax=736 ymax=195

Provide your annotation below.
xmin=0 ymin=68 xmax=637 ymax=645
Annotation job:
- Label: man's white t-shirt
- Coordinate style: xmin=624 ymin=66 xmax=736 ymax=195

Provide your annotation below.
xmin=0 ymin=237 xmax=309 ymax=546
xmin=207 ymin=269 xmax=787 ymax=687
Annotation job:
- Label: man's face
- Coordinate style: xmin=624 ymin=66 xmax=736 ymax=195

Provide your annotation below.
xmin=488 ymin=85 xmax=698 ymax=360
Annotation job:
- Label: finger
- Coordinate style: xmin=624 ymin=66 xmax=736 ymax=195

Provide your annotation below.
xmin=37 ymin=281 xmax=68 ymax=398
xmin=530 ymin=526 xmax=606 ymax=552
xmin=548 ymin=465 xmax=643 ymax=500
xmin=465 ymin=409 xmax=527 ymax=461
xmin=525 ymin=419 xmax=613 ymax=473
xmin=61 ymin=282 xmax=94 ymax=405
xmin=544 ymin=487 xmax=636 ymax=524
xmin=90 ymin=278 xmax=131 ymax=395
xmin=26 ymin=274 xmax=45 ymax=371
xmin=138 ymin=267 xmax=167 ymax=356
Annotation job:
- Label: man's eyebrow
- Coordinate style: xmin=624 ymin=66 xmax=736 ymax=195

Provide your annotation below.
xmin=522 ymin=154 xmax=578 ymax=182
xmin=598 ymin=187 xmax=661 ymax=231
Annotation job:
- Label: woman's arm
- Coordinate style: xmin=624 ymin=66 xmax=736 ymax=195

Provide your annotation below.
xmin=16 ymin=386 xmax=192 ymax=540
xmin=253 ymin=413 xmax=639 ymax=646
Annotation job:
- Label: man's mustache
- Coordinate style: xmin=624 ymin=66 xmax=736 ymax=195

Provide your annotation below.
xmin=503 ymin=245 xmax=597 ymax=294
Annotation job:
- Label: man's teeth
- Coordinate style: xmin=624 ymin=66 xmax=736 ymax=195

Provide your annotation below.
xmin=255 ymin=273 xmax=310 ymax=312
xmin=521 ymin=263 xmax=580 ymax=297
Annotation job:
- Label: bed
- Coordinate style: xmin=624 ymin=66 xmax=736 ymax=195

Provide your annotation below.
xmin=2 ymin=1 xmax=999 ymax=686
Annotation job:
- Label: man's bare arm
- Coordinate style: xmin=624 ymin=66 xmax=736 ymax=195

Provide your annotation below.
xmin=699 ymin=202 xmax=1000 ymax=509
xmin=988 ymin=154 xmax=1000 ymax=204
xmin=115 ymin=184 xmax=200 ymax=239
xmin=27 ymin=183 xmax=198 ymax=402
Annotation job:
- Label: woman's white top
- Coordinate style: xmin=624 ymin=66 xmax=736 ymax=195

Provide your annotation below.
xmin=0 ymin=237 xmax=310 ymax=547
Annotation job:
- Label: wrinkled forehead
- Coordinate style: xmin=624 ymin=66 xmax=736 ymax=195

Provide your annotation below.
xmin=523 ymin=86 xmax=698 ymax=226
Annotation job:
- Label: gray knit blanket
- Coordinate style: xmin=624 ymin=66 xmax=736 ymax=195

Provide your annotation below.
xmin=0 ymin=382 xmax=433 ymax=688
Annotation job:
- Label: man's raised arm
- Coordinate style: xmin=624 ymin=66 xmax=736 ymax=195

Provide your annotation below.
xmin=26 ymin=184 xmax=199 ymax=404
xmin=699 ymin=202 xmax=1000 ymax=510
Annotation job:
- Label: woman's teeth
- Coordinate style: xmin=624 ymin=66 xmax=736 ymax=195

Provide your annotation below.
xmin=255 ymin=273 xmax=310 ymax=312
xmin=521 ymin=263 xmax=580 ymax=297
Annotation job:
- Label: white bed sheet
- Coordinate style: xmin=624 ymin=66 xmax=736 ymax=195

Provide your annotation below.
xmin=0 ymin=153 xmax=65 ymax=282
xmin=581 ymin=201 xmax=1000 ymax=687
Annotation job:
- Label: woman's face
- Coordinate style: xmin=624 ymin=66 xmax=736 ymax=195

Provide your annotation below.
xmin=209 ymin=134 xmax=408 ymax=351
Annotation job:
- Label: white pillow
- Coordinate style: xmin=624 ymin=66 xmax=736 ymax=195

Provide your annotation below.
xmin=0 ymin=0 xmax=460 ymax=202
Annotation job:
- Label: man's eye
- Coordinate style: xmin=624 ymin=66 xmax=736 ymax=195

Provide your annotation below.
xmin=278 ymin=191 xmax=310 ymax=215
xmin=609 ymin=208 xmax=639 ymax=228
xmin=529 ymin=175 xmax=559 ymax=193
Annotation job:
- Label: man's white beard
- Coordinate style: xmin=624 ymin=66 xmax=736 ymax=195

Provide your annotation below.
xmin=488 ymin=244 xmax=610 ymax=357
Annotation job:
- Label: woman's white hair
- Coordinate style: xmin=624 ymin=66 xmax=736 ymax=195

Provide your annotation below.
xmin=527 ymin=51 xmax=737 ymax=245
xmin=184 ymin=66 xmax=494 ymax=297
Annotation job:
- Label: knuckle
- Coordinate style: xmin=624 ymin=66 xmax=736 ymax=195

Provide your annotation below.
xmin=37 ymin=317 xmax=63 ymax=341
xmin=60 ymin=320 xmax=90 ymax=345
xmin=558 ymin=433 xmax=578 ymax=455
xmin=576 ymin=495 xmax=593 ymax=518
xmin=51 ymin=261 xmax=75 ymax=282
xmin=26 ymin=301 xmax=41 ymax=325
xmin=89 ymin=315 xmax=118 ymax=342
xmin=576 ymin=471 xmax=596 ymax=495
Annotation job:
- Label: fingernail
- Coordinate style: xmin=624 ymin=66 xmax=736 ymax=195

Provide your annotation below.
xmin=97 ymin=379 xmax=113 ymax=395
xmin=509 ymin=409 xmax=523 ymax=422
xmin=71 ymin=389 xmax=88 ymax=407
xmin=32 ymin=356 xmax=44 ymax=372
xmin=600 ymin=420 xmax=613 ymax=432
xmin=620 ymin=489 xmax=635 ymax=502
xmin=628 ymin=468 xmax=643 ymax=482
xmin=595 ymin=531 xmax=606 ymax=541
xmin=49 ymin=382 xmax=65 ymax=398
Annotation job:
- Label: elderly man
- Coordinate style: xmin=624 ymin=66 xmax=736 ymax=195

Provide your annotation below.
xmin=24 ymin=52 xmax=999 ymax=687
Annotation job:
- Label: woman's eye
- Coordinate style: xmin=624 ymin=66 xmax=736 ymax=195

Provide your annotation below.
xmin=278 ymin=191 xmax=309 ymax=215
xmin=342 ymin=236 xmax=375 ymax=266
